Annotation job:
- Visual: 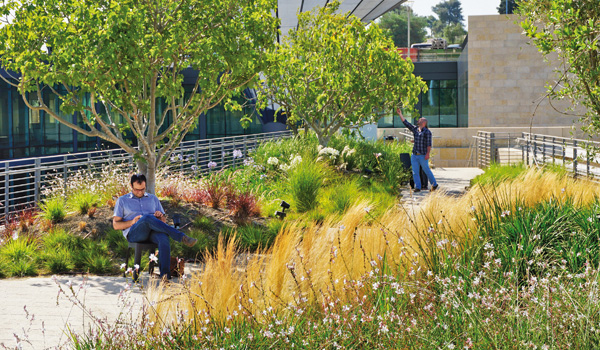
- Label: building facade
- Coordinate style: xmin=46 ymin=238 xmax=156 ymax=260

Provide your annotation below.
xmin=378 ymin=14 xmax=581 ymax=167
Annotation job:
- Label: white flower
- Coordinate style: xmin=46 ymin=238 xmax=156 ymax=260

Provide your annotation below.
xmin=120 ymin=263 xmax=126 ymax=270
xmin=149 ymin=254 xmax=158 ymax=263
xmin=12 ymin=232 xmax=18 ymax=240
xmin=243 ymin=157 xmax=255 ymax=166
xmin=267 ymin=157 xmax=279 ymax=166
xmin=207 ymin=161 xmax=217 ymax=169
xmin=318 ymin=147 xmax=340 ymax=159
xmin=232 ymin=149 xmax=243 ymax=159
xmin=134 ymin=264 xmax=140 ymax=271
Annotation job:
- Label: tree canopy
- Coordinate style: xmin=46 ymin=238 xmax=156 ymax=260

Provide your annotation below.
xmin=259 ymin=1 xmax=426 ymax=147
xmin=0 ymin=0 xmax=278 ymax=193
xmin=519 ymin=0 xmax=600 ymax=134
xmin=432 ymin=0 xmax=464 ymax=27
xmin=379 ymin=7 xmax=428 ymax=47
xmin=497 ymin=0 xmax=519 ymax=14
xmin=429 ymin=0 xmax=467 ymax=44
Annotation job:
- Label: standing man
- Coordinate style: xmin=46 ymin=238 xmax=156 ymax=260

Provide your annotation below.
xmin=113 ymin=174 xmax=197 ymax=280
xmin=396 ymin=108 xmax=438 ymax=192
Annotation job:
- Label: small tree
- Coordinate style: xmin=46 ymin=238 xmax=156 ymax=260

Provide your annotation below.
xmin=0 ymin=0 xmax=277 ymax=193
xmin=519 ymin=0 xmax=600 ymax=134
xmin=259 ymin=2 xmax=426 ymax=147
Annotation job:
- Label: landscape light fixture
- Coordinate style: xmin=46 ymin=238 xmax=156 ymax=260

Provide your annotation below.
xmin=173 ymin=214 xmax=181 ymax=229
xmin=275 ymin=200 xmax=291 ymax=219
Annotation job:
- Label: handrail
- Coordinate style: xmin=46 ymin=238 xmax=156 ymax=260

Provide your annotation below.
xmin=0 ymin=131 xmax=293 ymax=220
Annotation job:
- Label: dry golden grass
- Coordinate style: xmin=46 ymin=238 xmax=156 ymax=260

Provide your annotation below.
xmin=145 ymin=167 xmax=600 ymax=329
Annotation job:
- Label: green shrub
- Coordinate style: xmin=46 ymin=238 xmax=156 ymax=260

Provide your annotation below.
xmin=74 ymin=240 xmax=113 ymax=273
xmin=105 ymin=229 xmax=129 ymax=257
xmin=322 ymin=179 xmax=360 ymax=216
xmin=471 ymin=163 xmax=527 ymax=186
xmin=471 ymin=197 xmax=600 ymax=280
xmin=38 ymin=196 xmax=67 ymax=223
xmin=193 ymin=215 xmax=216 ymax=233
xmin=42 ymin=229 xmax=84 ymax=251
xmin=266 ymin=218 xmax=286 ymax=237
xmin=288 ymin=160 xmax=324 ymax=212
xmin=223 ymin=225 xmax=274 ymax=251
xmin=43 ymin=248 xmax=74 ymax=273
xmin=68 ymin=191 xmax=100 ymax=215
xmin=0 ymin=238 xmax=39 ymax=277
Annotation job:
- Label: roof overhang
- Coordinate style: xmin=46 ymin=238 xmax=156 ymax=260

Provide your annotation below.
xmin=277 ymin=0 xmax=408 ymax=41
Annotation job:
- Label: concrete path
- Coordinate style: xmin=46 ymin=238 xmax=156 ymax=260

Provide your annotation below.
xmin=0 ymin=167 xmax=484 ymax=350
xmin=400 ymin=167 xmax=484 ymax=213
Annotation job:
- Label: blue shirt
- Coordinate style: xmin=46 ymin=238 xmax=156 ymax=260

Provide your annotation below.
xmin=113 ymin=192 xmax=165 ymax=237
xmin=402 ymin=119 xmax=432 ymax=155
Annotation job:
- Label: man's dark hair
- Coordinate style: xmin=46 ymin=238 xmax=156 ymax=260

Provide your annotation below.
xmin=130 ymin=173 xmax=147 ymax=186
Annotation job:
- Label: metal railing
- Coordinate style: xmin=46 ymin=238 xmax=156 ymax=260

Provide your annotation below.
xmin=0 ymin=131 xmax=292 ymax=220
xmin=520 ymin=133 xmax=600 ymax=180
xmin=472 ymin=131 xmax=522 ymax=168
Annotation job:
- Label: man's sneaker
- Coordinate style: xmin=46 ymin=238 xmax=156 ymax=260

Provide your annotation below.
xmin=432 ymin=184 xmax=439 ymax=191
xmin=182 ymin=236 xmax=198 ymax=247
xmin=413 ymin=188 xmax=421 ymax=193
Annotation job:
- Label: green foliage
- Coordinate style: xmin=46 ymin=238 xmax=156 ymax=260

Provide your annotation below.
xmin=470 ymin=163 xmax=527 ymax=186
xmin=519 ymin=0 xmax=600 ymax=135
xmin=105 ymin=229 xmax=130 ymax=257
xmin=473 ymin=197 xmax=600 ymax=279
xmin=43 ymin=248 xmax=75 ymax=274
xmin=259 ymin=1 xmax=426 ymax=146
xmin=379 ymin=7 xmax=428 ymax=47
xmin=192 ymin=216 xmax=216 ymax=233
xmin=222 ymin=225 xmax=275 ymax=251
xmin=39 ymin=196 xmax=67 ymax=223
xmin=322 ymin=179 xmax=360 ymax=216
xmin=0 ymin=239 xmax=39 ymax=277
xmin=0 ymin=0 xmax=278 ymax=193
xmin=68 ymin=191 xmax=100 ymax=215
xmin=288 ymin=161 xmax=325 ymax=213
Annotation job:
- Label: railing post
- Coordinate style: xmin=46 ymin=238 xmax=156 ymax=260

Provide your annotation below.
xmin=4 ymin=162 xmax=9 ymax=217
xmin=586 ymin=142 xmax=591 ymax=178
xmin=573 ymin=140 xmax=578 ymax=178
xmin=533 ymin=134 xmax=537 ymax=164
xmin=490 ymin=132 xmax=495 ymax=164
xmin=552 ymin=137 xmax=556 ymax=164
xmin=194 ymin=141 xmax=199 ymax=171
xmin=521 ymin=133 xmax=525 ymax=164
xmin=542 ymin=136 xmax=546 ymax=163
xmin=34 ymin=158 xmax=41 ymax=204
xmin=63 ymin=155 xmax=68 ymax=194
xmin=562 ymin=139 xmax=566 ymax=165
xmin=526 ymin=134 xmax=530 ymax=166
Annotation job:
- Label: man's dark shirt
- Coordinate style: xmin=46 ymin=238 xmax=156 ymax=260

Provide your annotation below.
xmin=402 ymin=119 xmax=432 ymax=155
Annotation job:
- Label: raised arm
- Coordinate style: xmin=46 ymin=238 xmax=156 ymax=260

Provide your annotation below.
xmin=396 ymin=108 xmax=416 ymax=132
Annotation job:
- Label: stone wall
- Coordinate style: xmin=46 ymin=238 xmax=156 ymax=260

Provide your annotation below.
xmin=468 ymin=14 xmax=578 ymax=128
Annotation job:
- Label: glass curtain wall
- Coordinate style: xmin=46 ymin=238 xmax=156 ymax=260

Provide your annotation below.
xmin=378 ymin=79 xmax=459 ymax=128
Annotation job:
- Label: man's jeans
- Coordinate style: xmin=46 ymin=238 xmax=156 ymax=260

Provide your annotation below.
xmin=126 ymin=214 xmax=184 ymax=278
xmin=411 ymin=154 xmax=437 ymax=190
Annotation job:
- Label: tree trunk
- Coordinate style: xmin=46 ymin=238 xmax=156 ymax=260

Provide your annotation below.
xmin=136 ymin=160 xmax=157 ymax=195
xmin=317 ymin=133 xmax=331 ymax=147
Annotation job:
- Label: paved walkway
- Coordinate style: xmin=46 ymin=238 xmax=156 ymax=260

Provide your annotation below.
xmin=0 ymin=167 xmax=483 ymax=350
xmin=400 ymin=167 xmax=484 ymax=212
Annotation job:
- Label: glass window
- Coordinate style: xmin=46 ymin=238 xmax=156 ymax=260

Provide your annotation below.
xmin=0 ymin=83 xmax=9 ymax=152
xmin=12 ymin=88 xmax=28 ymax=157
xmin=378 ymin=79 xmax=459 ymax=128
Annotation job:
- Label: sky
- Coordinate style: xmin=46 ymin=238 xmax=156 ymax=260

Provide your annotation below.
xmin=410 ymin=0 xmax=501 ymax=29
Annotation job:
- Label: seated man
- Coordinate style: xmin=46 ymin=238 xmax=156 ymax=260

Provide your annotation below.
xmin=113 ymin=174 xmax=197 ymax=279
